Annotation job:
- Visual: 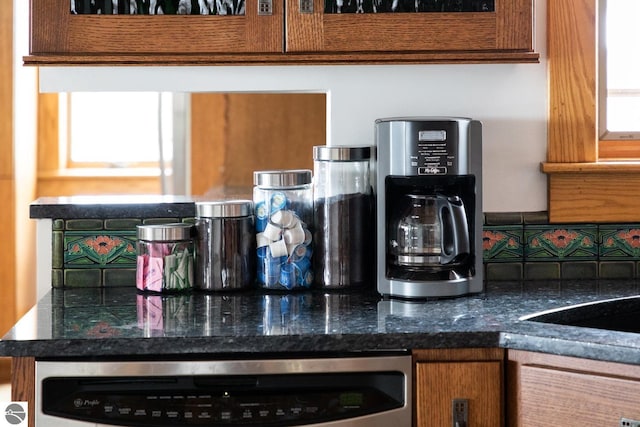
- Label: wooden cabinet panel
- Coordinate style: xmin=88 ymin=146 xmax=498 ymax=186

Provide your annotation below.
xmin=508 ymin=350 xmax=640 ymax=427
xmin=518 ymin=365 xmax=640 ymax=427
xmin=11 ymin=357 xmax=35 ymax=427
xmin=417 ymin=361 xmax=502 ymax=427
xmin=286 ymin=0 xmax=534 ymax=53
xmin=414 ymin=348 xmax=504 ymax=427
xmin=30 ymin=0 xmax=283 ymax=55
xmin=27 ymin=0 xmax=538 ymax=64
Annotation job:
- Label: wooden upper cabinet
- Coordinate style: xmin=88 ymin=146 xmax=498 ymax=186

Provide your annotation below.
xmin=26 ymin=0 xmax=538 ymax=65
xmin=286 ymin=0 xmax=534 ymax=54
xmin=28 ymin=0 xmax=284 ymax=60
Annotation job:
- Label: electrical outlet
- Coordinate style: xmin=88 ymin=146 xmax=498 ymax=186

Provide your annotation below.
xmin=621 ymin=418 xmax=640 ymax=427
xmin=452 ymin=399 xmax=468 ymax=427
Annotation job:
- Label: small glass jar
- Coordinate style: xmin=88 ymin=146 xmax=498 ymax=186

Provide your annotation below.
xmin=195 ymin=200 xmax=256 ymax=291
xmin=253 ymin=169 xmax=313 ymax=290
xmin=136 ymin=223 xmax=195 ymax=293
xmin=313 ymin=146 xmax=374 ymax=289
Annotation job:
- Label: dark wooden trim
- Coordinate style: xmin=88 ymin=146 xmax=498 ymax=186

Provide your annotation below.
xmin=24 ymin=51 xmax=540 ymax=66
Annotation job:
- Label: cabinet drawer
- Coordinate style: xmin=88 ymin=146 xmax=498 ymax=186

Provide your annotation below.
xmin=519 ymin=364 xmax=640 ymax=427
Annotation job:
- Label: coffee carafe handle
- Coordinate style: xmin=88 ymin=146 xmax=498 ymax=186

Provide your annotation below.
xmin=438 ymin=195 xmax=471 ymax=264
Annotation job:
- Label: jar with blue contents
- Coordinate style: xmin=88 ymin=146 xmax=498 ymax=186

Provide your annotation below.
xmin=253 ymin=170 xmax=313 ymax=290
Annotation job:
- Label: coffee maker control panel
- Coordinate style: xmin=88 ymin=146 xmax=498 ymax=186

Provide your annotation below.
xmin=416 ymin=138 xmax=453 ymax=175
xmin=401 ymin=120 xmax=463 ymax=176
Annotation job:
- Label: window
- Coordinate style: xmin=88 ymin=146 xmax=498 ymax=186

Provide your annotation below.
xmin=57 ymin=92 xmax=189 ymax=194
xmin=543 ymin=0 xmax=640 ymax=223
xmin=38 ymin=92 xmax=190 ymax=196
xmin=62 ymin=92 xmax=176 ymax=168
xmin=599 ymin=0 xmax=640 ymax=140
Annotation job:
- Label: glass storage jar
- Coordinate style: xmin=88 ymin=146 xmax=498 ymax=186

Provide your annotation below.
xmin=136 ymin=223 xmax=195 ymax=293
xmin=195 ymin=200 xmax=256 ymax=291
xmin=313 ymin=145 xmax=374 ymax=289
xmin=253 ymin=169 xmax=313 ymax=290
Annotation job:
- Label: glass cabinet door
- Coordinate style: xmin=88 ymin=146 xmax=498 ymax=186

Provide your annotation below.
xmin=285 ymin=0 xmax=533 ymax=54
xmin=31 ymin=0 xmax=283 ymax=56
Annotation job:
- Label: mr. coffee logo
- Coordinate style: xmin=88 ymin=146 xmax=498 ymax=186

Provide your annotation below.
xmin=418 ymin=166 xmax=447 ymax=175
xmin=1 ymin=402 xmax=27 ymax=426
xmin=74 ymin=398 xmax=101 ymax=408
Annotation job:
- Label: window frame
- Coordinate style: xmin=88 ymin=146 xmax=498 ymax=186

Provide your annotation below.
xmin=36 ymin=92 xmax=164 ymax=196
xmin=542 ymin=0 xmax=640 ymax=223
xmin=597 ymin=0 xmax=640 ymax=145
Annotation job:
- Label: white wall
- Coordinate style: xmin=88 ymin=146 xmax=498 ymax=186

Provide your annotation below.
xmin=39 ymin=1 xmax=548 ymax=213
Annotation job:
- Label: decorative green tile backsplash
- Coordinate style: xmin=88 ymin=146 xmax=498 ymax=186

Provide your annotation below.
xmin=483 ymin=212 xmax=640 ymax=281
xmin=49 ymin=210 xmax=640 ymax=287
xmin=525 ymin=226 xmax=598 ymax=261
xmin=483 ymin=226 xmax=523 ymax=262
xmin=52 ymin=216 xmax=193 ymax=288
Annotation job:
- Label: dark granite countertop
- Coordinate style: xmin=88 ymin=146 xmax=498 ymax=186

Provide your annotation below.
xmin=30 ymin=191 xmax=254 ymax=220
xmin=30 ymin=195 xmax=197 ymax=219
xmin=2 ymin=281 xmax=640 ymax=365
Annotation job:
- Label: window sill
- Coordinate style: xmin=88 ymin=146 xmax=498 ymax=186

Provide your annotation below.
xmin=541 ymin=161 xmax=640 ymax=173
xmin=37 ymin=169 xmax=162 ymax=196
xmin=542 ymin=162 xmax=640 ymax=223
xmin=39 ymin=168 xmax=162 ymax=179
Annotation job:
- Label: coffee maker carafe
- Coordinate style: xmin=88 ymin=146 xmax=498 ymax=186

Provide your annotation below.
xmin=390 ymin=193 xmax=470 ymax=269
xmin=376 ymin=117 xmax=483 ymax=298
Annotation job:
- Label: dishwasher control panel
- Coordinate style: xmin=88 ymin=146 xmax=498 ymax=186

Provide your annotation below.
xmin=36 ymin=356 xmax=412 ymax=427
xmin=42 ymin=372 xmax=403 ymax=426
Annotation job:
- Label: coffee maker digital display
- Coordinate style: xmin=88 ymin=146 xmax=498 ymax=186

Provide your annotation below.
xmin=376 ymin=117 xmax=483 ymax=298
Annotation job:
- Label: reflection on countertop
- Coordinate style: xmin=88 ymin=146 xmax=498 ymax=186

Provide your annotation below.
xmin=2 ymin=281 xmax=640 ymax=364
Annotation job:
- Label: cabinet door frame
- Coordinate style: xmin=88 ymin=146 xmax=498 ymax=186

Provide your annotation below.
xmin=286 ymin=0 xmax=533 ymax=53
xmin=507 ymin=350 xmax=640 ymax=427
xmin=29 ymin=0 xmax=284 ymax=56
xmin=413 ymin=348 xmax=505 ymax=427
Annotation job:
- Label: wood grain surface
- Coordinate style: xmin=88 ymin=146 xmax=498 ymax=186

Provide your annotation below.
xmin=190 ymin=93 xmax=326 ymax=195
xmin=547 ymin=0 xmax=597 ymax=164
xmin=414 ymin=348 xmax=504 ymax=427
xmin=0 ymin=0 xmax=16 ymax=378
xmin=11 ymin=357 xmax=34 ymax=427
xmin=508 ymin=350 xmax=640 ymax=427
xmin=28 ymin=0 xmax=536 ymax=64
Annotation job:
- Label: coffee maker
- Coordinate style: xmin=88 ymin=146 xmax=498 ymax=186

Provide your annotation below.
xmin=375 ymin=117 xmax=483 ymax=298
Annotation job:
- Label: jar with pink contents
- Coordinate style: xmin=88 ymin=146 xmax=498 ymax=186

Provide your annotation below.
xmin=136 ymin=223 xmax=195 ymax=293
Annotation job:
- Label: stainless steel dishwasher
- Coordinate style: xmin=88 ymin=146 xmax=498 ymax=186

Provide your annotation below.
xmin=35 ymin=354 xmax=411 ymax=427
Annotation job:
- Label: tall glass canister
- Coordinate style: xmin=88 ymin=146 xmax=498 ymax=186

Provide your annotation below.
xmin=195 ymin=200 xmax=256 ymax=291
xmin=253 ymin=170 xmax=313 ymax=290
xmin=313 ymin=146 xmax=374 ymax=289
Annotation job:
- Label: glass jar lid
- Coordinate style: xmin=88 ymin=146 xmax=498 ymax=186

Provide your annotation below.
xmin=253 ymin=169 xmax=312 ymax=188
xmin=196 ymin=200 xmax=253 ymax=218
xmin=313 ymin=145 xmax=373 ymax=161
xmin=137 ymin=223 xmax=193 ymax=241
